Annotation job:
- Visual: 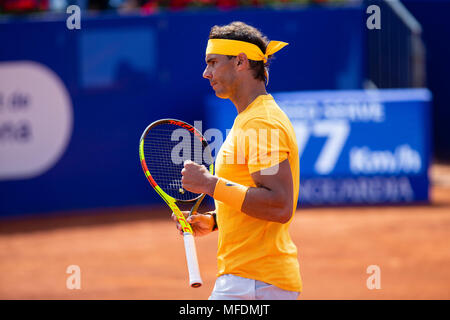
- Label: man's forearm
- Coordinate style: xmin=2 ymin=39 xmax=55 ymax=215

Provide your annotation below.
xmin=212 ymin=177 xmax=292 ymax=224
xmin=241 ymin=186 xmax=292 ymax=223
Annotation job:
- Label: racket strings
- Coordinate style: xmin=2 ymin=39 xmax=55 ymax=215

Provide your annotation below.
xmin=143 ymin=123 xmax=210 ymax=201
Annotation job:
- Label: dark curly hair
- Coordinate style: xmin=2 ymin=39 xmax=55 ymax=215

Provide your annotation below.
xmin=208 ymin=21 xmax=271 ymax=83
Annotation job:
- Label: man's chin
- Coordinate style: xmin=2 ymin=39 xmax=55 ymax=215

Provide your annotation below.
xmin=215 ymin=91 xmax=228 ymax=99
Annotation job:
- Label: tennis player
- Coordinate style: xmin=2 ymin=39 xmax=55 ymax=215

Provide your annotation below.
xmin=174 ymin=21 xmax=301 ymax=300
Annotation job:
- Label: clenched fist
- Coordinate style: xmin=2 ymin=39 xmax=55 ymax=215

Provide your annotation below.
xmin=181 ymin=160 xmax=218 ymax=196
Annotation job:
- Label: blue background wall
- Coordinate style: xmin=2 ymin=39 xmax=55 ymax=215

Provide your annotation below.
xmin=402 ymin=0 xmax=450 ymax=159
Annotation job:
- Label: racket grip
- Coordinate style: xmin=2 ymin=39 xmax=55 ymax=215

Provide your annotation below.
xmin=183 ymin=232 xmax=203 ymax=288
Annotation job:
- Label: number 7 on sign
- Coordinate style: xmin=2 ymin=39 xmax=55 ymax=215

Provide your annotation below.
xmin=293 ymin=120 xmax=350 ymax=175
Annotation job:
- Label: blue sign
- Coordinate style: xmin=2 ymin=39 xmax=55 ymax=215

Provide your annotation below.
xmin=206 ymin=89 xmax=432 ymax=205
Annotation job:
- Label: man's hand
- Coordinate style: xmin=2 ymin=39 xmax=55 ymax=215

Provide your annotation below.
xmin=181 ymin=160 xmax=218 ymax=196
xmin=171 ymin=211 xmax=216 ymax=237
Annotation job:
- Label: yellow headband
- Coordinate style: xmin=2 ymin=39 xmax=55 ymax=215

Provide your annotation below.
xmin=205 ymin=39 xmax=289 ymax=63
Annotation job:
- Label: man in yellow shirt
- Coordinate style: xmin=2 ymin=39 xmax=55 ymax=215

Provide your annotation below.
xmin=175 ymin=21 xmax=302 ymax=300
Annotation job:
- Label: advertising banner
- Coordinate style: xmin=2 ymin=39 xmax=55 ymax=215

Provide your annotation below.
xmin=206 ymin=89 xmax=432 ymax=205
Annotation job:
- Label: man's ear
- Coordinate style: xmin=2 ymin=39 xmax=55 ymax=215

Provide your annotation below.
xmin=236 ymin=53 xmax=248 ymax=68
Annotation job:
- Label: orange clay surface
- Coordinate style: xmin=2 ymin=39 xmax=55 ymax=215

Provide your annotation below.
xmin=0 ymin=165 xmax=449 ymax=300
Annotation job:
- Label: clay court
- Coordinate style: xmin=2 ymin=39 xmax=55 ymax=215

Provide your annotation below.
xmin=1 ymin=164 xmax=449 ymax=300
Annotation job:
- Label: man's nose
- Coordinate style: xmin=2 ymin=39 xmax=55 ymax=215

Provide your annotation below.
xmin=203 ymin=67 xmax=212 ymax=79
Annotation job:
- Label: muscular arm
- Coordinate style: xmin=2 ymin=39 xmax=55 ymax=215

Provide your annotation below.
xmin=241 ymin=158 xmax=294 ymax=223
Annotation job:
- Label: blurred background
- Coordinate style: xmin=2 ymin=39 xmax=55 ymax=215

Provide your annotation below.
xmin=0 ymin=0 xmax=449 ymax=300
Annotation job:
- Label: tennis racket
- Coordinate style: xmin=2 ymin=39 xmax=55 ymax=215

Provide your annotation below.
xmin=139 ymin=118 xmax=214 ymax=288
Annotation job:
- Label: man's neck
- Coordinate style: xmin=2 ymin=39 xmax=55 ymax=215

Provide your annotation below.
xmin=230 ymin=81 xmax=267 ymax=114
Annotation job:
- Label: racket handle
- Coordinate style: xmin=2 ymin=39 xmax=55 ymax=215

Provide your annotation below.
xmin=183 ymin=232 xmax=203 ymax=288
